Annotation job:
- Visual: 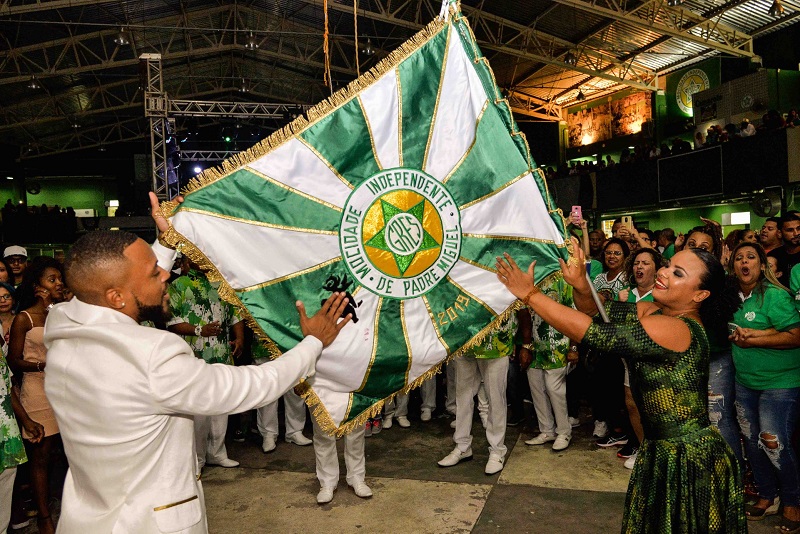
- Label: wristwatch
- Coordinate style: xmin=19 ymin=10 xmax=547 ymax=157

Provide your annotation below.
xmin=195 ymin=325 xmax=203 ymax=337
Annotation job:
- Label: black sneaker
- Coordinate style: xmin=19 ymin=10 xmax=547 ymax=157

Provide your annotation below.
xmin=596 ymin=433 xmax=628 ymax=447
xmin=617 ymin=443 xmax=638 ymax=458
xmin=233 ymin=429 xmax=246 ymax=443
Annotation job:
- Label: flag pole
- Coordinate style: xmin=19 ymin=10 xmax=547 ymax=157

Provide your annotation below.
xmin=584 ymin=263 xmax=610 ymax=323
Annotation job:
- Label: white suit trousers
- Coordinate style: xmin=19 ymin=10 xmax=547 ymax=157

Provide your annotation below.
xmin=256 ymin=389 xmax=307 ymax=438
xmin=0 ymin=466 xmax=16 ymax=533
xmin=453 ymin=355 xmax=508 ymax=457
xmin=446 ymin=362 xmax=456 ymax=414
xmin=527 ymin=366 xmax=571 ymax=437
xmin=385 ymin=376 xmax=436 ymax=417
xmin=312 ymin=417 xmax=366 ymax=489
xmin=194 ymin=414 xmax=229 ymax=469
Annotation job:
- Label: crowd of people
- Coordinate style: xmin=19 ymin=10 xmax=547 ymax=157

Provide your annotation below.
xmin=3 ymin=193 xmax=800 ymax=532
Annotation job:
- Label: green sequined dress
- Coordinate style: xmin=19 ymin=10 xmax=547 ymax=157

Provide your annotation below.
xmin=583 ymin=301 xmax=745 ymax=534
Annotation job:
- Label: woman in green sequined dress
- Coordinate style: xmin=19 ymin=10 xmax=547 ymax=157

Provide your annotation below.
xmin=495 ymin=239 xmax=745 ymax=533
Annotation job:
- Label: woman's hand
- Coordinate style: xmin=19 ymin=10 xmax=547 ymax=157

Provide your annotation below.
xmin=720 ymin=244 xmax=731 ymax=266
xmin=22 ymin=418 xmax=45 ymax=444
xmin=495 ymin=253 xmax=536 ymax=301
xmin=674 ymin=232 xmax=685 ymax=249
xmin=617 ymin=288 xmax=630 ymax=302
xmin=559 ymin=237 xmax=589 ymax=290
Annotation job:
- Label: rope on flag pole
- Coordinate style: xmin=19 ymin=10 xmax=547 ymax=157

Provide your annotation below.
xmin=353 ymin=0 xmax=360 ymax=77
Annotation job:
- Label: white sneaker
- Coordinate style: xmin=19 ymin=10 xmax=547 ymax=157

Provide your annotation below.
xmin=383 ymin=415 xmax=393 ymax=429
xmin=349 ymin=480 xmax=373 ymax=498
xmin=593 ymin=420 xmax=609 ymax=438
xmin=262 ymin=435 xmax=277 ymax=453
xmin=485 ymin=453 xmax=505 ymax=475
xmin=397 ymin=416 xmax=411 ymax=428
xmin=569 ymin=417 xmax=581 ymax=427
xmin=438 ymin=447 xmax=473 ymax=467
xmin=421 ymin=408 xmax=432 ymax=422
xmin=552 ymin=434 xmax=571 ymax=451
xmin=450 ymin=419 xmax=456 ymax=428
xmin=285 ymin=432 xmax=312 ymax=446
xmin=209 ymin=457 xmax=239 ymax=468
xmin=624 ymin=453 xmax=637 ymax=470
xmin=525 ymin=432 xmax=556 ymax=445
xmin=316 ymin=486 xmax=335 ymax=504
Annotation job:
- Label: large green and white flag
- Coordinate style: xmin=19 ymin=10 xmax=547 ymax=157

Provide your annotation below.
xmin=161 ymin=4 xmax=569 ymax=435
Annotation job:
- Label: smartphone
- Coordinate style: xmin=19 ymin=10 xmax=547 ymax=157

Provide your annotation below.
xmin=727 ymin=322 xmax=739 ymax=336
xmin=621 ymin=215 xmax=633 ymax=231
xmin=571 ymin=205 xmax=582 ymax=222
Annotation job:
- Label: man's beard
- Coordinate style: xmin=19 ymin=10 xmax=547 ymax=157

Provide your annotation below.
xmin=133 ymin=294 xmax=171 ymax=324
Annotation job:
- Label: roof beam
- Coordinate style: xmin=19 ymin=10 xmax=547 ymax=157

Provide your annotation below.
xmin=0 ymin=0 xmax=108 ymax=15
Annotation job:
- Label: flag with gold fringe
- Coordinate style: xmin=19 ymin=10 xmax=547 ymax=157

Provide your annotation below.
xmin=160 ymin=2 xmax=569 ymax=436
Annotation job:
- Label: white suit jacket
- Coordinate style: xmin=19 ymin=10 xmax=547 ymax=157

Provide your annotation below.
xmin=44 ymin=244 xmax=321 ymax=533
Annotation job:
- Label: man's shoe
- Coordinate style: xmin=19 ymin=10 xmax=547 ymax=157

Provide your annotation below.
xmin=10 ymin=518 xmax=32 ymax=530
xmin=383 ymin=415 xmax=393 ymax=429
xmin=525 ymin=432 xmax=556 ymax=446
xmin=211 ymin=458 xmax=239 ymax=468
xmin=593 ymin=420 xmax=609 ymax=438
xmin=286 ymin=432 xmax=312 ymax=446
xmin=397 ymin=416 xmax=411 ymax=428
xmin=232 ymin=429 xmax=246 ymax=442
xmin=552 ymin=434 xmax=571 ymax=451
xmin=349 ymin=480 xmax=373 ymax=498
xmin=568 ymin=416 xmax=581 ymax=428
xmin=624 ymin=453 xmax=637 ymax=470
xmin=316 ymin=486 xmax=335 ymax=504
xmin=262 ymin=435 xmax=277 ymax=453
xmin=365 ymin=421 xmax=372 ymax=437
xmin=421 ymin=409 xmax=432 ymax=422
xmin=438 ymin=447 xmax=473 ymax=467
xmin=371 ymin=419 xmax=382 ymax=435
xmin=596 ymin=434 xmax=628 ymax=448
xmin=617 ymin=443 xmax=638 ymax=458
xmin=507 ymin=414 xmax=525 ymax=427
xmin=485 ymin=453 xmax=505 ymax=475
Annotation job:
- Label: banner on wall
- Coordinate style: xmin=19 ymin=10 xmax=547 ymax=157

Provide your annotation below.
xmin=566 ymin=91 xmax=652 ymax=148
xmin=160 ymin=4 xmax=569 ymax=436
xmin=665 ymin=59 xmax=721 ymax=119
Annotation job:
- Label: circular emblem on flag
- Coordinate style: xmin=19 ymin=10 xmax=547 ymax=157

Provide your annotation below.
xmin=676 ymin=68 xmax=710 ymax=115
xmin=339 ymin=168 xmax=461 ymax=299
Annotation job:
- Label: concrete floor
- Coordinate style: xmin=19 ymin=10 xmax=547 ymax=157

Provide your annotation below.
xmin=18 ymin=403 xmax=779 ymax=533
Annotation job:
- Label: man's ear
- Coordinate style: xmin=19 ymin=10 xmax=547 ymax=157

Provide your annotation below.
xmin=104 ymin=287 xmax=127 ymax=310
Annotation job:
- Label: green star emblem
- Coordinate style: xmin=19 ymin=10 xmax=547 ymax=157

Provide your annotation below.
xmin=364 ymin=199 xmax=440 ymax=276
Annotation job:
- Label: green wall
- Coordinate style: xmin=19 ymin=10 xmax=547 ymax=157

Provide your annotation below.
xmin=22 ymin=178 xmax=117 ymax=216
xmin=601 ymin=202 xmax=765 ymax=235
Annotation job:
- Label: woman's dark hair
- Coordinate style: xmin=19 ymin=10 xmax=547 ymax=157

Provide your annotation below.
xmin=690 ymin=248 xmax=741 ymax=340
xmin=16 ymin=256 xmax=64 ymax=311
xmin=685 ymin=225 xmax=723 ymax=260
xmin=601 ymin=237 xmax=630 ymax=272
xmin=0 ymin=257 xmax=13 ymax=284
xmin=624 ymin=248 xmax=665 ymax=288
xmin=727 ymin=242 xmax=788 ymax=304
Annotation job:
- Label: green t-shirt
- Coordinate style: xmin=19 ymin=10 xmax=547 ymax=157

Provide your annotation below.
xmin=530 ymin=275 xmax=572 ymax=370
xmin=167 ymin=269 xmax=242 ymax=365
xmin=588 ymin=259 xmax=603 ymax=280
xmin=732 ymin=284 xmax=800 ymax=390
xmin=1 ymin=355 xmax=27 ymax=473
xmin=790 ymin=263 xmax=800 ymax=313
xmin=662 ymin=243 xmax=676 ymax=260
xmin=467 ymin=314 xmax=518 ymax=359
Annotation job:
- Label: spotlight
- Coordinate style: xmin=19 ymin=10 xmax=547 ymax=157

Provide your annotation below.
xmin=768 ymin=0 xmax=785 ymax=16
xmin=27 ymin=76 xmax=41 ymax=90
xmin=564 ymin=51 xmax=577 ymax=66
xmin=361 ymin=37 xmax=375 ymax=56
xmin=98 ymin=145 xmax=107 ymax=152
xmin=576 ymin=89 xmax=586 ymax=102
xmin=667 ymin=0 xmax=684 ymax=6
xmin=193 ymin=166 xmax=202 ymax=174
xmin=224 ymin=136 xmax=232 ymax=143
xmin=114 ymin=27 xmax=130 ymax=46
xmin=238 ymin=78 xmax=249 ymax=93
xmin=245 ymin=31 xmax=259 ymax=50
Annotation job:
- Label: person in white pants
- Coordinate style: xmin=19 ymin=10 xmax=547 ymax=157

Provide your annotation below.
xmin=523 ymin=276 xmax=575 ymax=451
xmin=438 ymin=313 xmax=525 ymax=475
xmin=312 ymin=417 xmax=371 ymax=504
xmin=384 ymin=376 xmax=436 ymax=428
xmin=256 ymin=389 xmax=311 ymax=451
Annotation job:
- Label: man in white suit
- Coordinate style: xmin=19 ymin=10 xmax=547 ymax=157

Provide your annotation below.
xmin=43 ymin=195 xmax=351 ymax=533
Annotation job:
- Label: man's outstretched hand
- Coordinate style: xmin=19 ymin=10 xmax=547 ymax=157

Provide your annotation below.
xmin=149 ymin=191 xmax=184 ymax=237
xmin=297 ymin=292 xmax=352 ymax=347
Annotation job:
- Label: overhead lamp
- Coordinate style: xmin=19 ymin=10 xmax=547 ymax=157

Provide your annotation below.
xmin=98 ymin=144 xmax=107 ymax=152
xmin=564 ymin=51 xmax=577 ymax=66
xmin=768 ymin=0 xmax=785 ymax=16
xmin=114 ymin=27 xmax=130 ymax=46
xmin=238 ymin=78 xmax=249 ymax=93
xmin=245 ymin=31 xmax=258 ymax=50
xmin=71 ymin=120 xmax=81 ymax=129
xmin=575 ymin=89 xmax=586 ymax=102
xmin=361 ymin=37 xmax=375 ymax=56
xmin=667 ymin=0 xmax=684 ymax=6
xmin=27 ymin=76 xmax=41 ymax=90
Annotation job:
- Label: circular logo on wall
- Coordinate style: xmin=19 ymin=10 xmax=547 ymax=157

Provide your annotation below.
xmin=339 ymin=168 xmax=462 ymax=299
xmin=676 ymin=68 xmax=710 ymax=115
xmin=741 ymin=94 xmax=754 ymax=109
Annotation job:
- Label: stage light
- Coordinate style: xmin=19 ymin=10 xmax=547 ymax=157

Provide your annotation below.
xmin=194 ymin=166 xmax=202 ymax=174
xmin=245 ymin=31 xmax=259 ymax=50
xmin=114 ymin=27 xmax=130 ymax=46
xmin=27 ymin=76 xmax=41 ymax=90
xmin=564 ymin=51 xmax=577 ymax=66
xmin=362 ymin=37 xmax=375 ymax=56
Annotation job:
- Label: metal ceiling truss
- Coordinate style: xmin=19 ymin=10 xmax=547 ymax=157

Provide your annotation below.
xmin=505 ymin=91 xmax=563 ymax=121
xmin=19 ymin=116 xmax=148 ymax=160
xmin=180 ymin=150 xmax=241 ymax=161
xmin=169 ymin=100 xmax=309 ymax=119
